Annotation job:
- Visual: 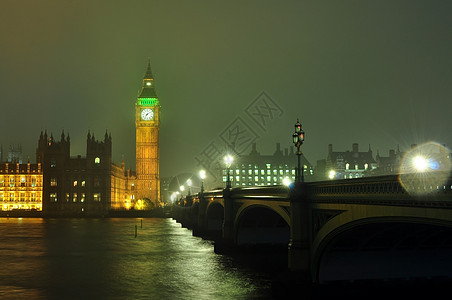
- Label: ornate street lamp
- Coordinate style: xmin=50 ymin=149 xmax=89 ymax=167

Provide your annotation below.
xmin=224 ymin=154 xmax=233 ymax=188
xmin=199 ymin=170 xmax=206 ymax=193
xmin=292 ymin=119 xmax=305 ymax=182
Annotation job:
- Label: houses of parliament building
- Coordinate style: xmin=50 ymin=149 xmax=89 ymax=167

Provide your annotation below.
xmin=0 ymin=61 xmax=162 ymax=215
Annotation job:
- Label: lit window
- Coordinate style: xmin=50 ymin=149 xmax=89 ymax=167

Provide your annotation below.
xmin=267 ymin=176 xmax=271 ymax=182
xmin=50 ymin=177 xmax=57 ymax=187
xmin=73 ymin=180 xmax=78 ymax=187
xmin=267 ymin=170 xmax=271 ymax=175
xmin=346 ymin=163 xmax=349 ymax=170
xmin=81 ymin=180 xmax=86 ymax=187
xmin=0 ymin=193 xmax=3 ymax=201
xmin=222 ymin=176 xmax=227 ymax=182
xmin=50 ymin=193 xmax=57 ymax=202
xmin=273 ymin=170 xmax=277 ymax=175
xmin=235 ymin=169 xmax=239 ymax=175
xmin=254 ymin=176 xmax=259 ymax=182
xmin=95 ymin=157 xmax=101 ymax=164
xmin=50 ymin=159 xmax=56 ymax=168
xmin=65 ymin=193 xmax=70 ymax=202
xmin=236 ymin=176 xmax=240 ymax=182
xmin=291 ymin=170 xmax=295 ymax=175
xmin=81 ymin=193 xmax=85 ymax=202
xmin=31 ymin=177 xmax=36 ymax=187
xmin=355 ymin=164 xmax=358 ymax=170
xmin=266 ymin=164 xmax=271 ymax=169
xmin=261 ymin=170 xmax=265 ymax=175
xmin=248 ymin=170 xmax=252 ymax=175
xmin=364 ymin=163 xmax=368 ymax=170
xmin=93 ymin=193 xmax=101 ymax=202
xmin=73 ymin=193 xmax=77 ymax=202
xmin=279 ymin=170 xmax=283 ymax=175
xmin=10 ymin=177 xmax=14 ymax=187
xmin=254 ymin=170 xmax=258 ymax=175
xmin=31 ymin=192 xmax=36 ymax=201
xmin=21 ymin=177 xmax=26 ymax=186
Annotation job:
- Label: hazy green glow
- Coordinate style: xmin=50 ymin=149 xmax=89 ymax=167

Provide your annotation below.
xmin=137 ymin=98 xmax=159 ymax=107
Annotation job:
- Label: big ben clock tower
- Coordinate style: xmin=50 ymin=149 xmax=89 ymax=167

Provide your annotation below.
xmin=135 ymin=60 xmax=161 ymax=206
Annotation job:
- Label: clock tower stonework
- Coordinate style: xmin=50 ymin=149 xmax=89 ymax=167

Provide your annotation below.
xmin=135 ymin=60 xmax=161 ymax=206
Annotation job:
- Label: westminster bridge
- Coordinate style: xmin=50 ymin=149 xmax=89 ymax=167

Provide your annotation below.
xmin=172 ymin=172 xmax=452 ymax=283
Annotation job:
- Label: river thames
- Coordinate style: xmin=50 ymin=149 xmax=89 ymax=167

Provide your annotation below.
xmin=0 ymin=217 xmax=278 ymax=299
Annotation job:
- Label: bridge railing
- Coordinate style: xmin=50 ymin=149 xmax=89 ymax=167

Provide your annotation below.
xmin=306 ymin=173 xmax=452 ymax=207
xmin=229 ymin=185 xmax=290 ymax=201
xmin=202 ymin=189 xmax=224 ymax=202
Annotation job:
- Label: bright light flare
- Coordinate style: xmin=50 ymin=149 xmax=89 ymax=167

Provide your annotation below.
xmin=224 ymin=154 xmax=233 ymax=167
xmin=399 ymin=142 xmax=452 ymax=196
xmin=282 ymin=177 xmax=292 ymax=186
xmin=328 ymin=170 xmax=336 ymax=180
xmin=412 ymin=156 xmax=429 ymax=172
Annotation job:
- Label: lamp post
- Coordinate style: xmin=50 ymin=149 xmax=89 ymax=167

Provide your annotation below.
xmin=224 ymin=154 xmax=233 ymax=189
xmin=292 ymin=119 xmax=305 ymax=183
xmin=199 ymin=170 xmax=206 ymax=193
xmin=187 ymin=179 xmax=192 ymax=196
xmin=179 ymin=185 xmax=185 ymax=205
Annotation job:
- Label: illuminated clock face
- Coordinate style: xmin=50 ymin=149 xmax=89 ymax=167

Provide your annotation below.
xmin=141 ymin=108 xmax=154 ymax=121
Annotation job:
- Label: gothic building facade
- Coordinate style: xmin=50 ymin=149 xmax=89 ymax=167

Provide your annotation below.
xmin=36 ymin=130 xmax=134 ymax=216
xmin=1 ymin=61 xmax=163 ymax=215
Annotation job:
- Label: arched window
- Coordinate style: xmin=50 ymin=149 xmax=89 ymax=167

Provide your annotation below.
xmin=95 ymin=157 xmax=101 ymax=164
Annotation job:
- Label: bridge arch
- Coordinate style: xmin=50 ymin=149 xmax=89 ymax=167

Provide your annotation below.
xmin=235 ymin=205 xmax=290 ymax=245
xmin=313 ymin=216 xmax=452 ymax=283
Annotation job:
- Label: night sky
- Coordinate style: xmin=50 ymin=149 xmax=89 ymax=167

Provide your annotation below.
xmin=1 ymin=1 xmax=451 ymax=178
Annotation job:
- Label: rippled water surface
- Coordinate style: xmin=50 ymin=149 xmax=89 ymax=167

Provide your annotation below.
xmin=0 ymin=218 xmax=273 ymax=299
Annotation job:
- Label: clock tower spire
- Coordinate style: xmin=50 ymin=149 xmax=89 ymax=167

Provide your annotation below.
xmin=135 ymin=60 xmax=161 ymax=206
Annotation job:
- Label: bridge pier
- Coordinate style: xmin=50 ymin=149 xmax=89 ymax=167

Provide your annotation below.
xmin=192 ymin=193 xmax=207 ymax=237
xmin=288 ymin=182 xmax=312 ymax=282
xmin=213 ymin=187 xmax=235 ymax=253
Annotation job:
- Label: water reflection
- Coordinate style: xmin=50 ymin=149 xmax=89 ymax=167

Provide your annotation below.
xmin=0 ymin=218 xmax=272 ymax=299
